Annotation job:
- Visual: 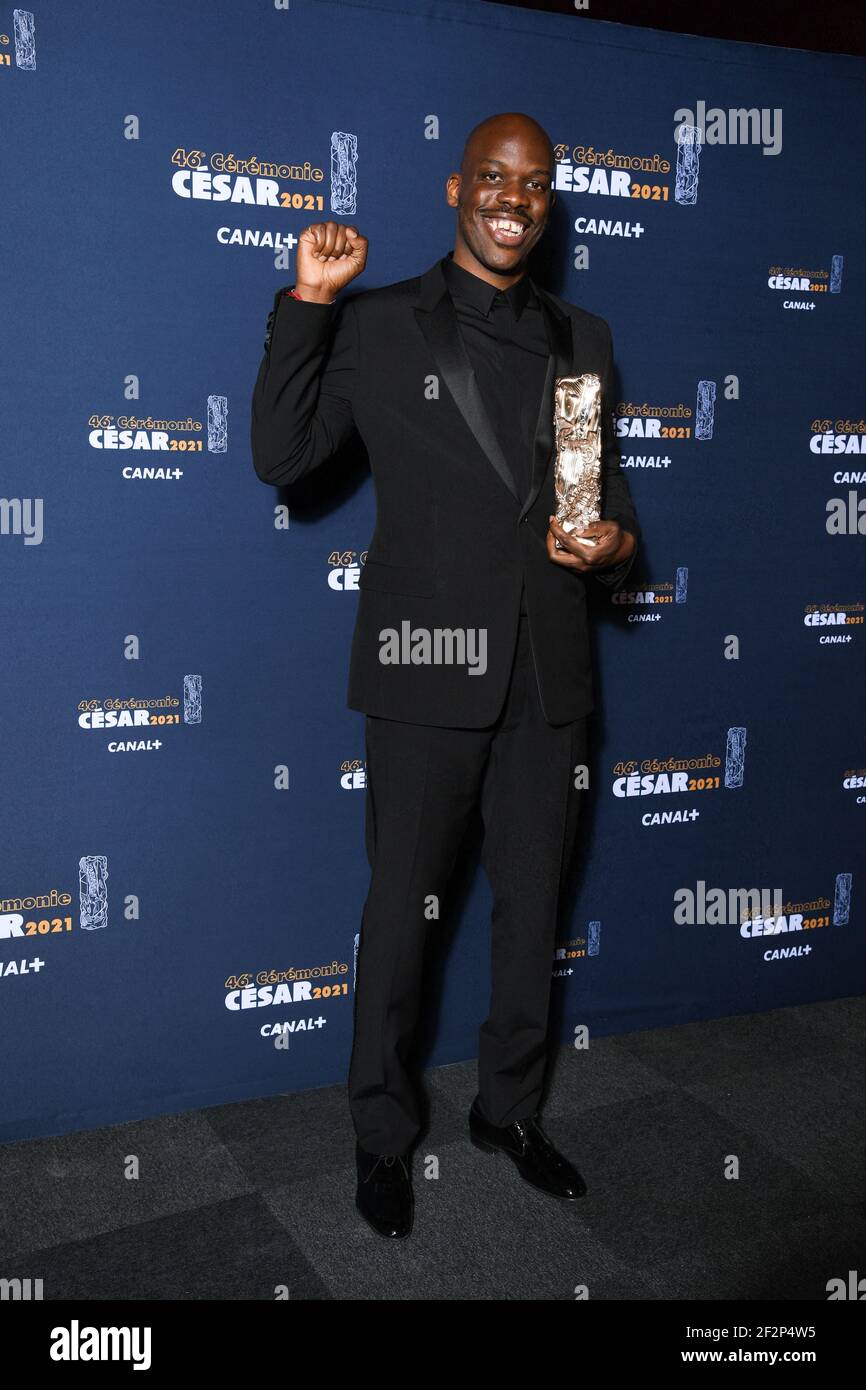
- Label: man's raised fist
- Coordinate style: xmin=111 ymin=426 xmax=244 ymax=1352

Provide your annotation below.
xmin=294 ymin=222 xmax=368 ymax=303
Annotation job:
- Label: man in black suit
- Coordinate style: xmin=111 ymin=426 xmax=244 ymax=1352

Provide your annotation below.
xmin=251 ymin=112 xmax=639 ymax=1239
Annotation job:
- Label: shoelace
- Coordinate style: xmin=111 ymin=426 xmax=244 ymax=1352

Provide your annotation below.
xmin=363 ymin=1153 xmax=408 ymax=1183
xmin=512 ymin=1117 xmax=541 ymax=1146
xmin=511 ymin=1118 xmax=560 ymax=1162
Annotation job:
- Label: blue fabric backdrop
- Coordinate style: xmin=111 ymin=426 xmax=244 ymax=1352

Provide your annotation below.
xmin=1 ymin=0 xmax=864 ymax=1142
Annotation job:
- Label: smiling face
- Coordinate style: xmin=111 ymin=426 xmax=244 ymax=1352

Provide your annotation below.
xmin=446 ymin=113 xmax=555 ymax=286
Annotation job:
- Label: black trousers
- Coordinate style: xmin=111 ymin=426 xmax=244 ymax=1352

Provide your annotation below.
xmin=347 ymin=615 xmax=588 ymax=1155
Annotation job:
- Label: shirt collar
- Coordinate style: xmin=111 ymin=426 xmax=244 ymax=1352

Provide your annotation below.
xmin=441 ymin=250 xmax=535 ymax=320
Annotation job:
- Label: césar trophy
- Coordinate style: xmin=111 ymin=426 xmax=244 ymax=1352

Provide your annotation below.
xmin=553 ymin=373 xmax=602 ymax=549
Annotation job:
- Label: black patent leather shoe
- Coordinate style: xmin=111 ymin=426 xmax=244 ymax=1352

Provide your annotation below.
xmin=355 ymin=1142 xmax=414 ymax=1238
xmin=469 ymin=1098 xmax=587 ymax=1200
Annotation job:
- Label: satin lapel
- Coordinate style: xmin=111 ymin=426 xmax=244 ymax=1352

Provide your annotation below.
xmin=518 ymin=286 xmax=575 ymax=521
xmin=413 ymin=262 xmax=521 ymax=504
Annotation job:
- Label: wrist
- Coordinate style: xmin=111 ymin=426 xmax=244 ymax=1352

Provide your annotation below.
xmin=290 ymin=284 xmax=336 ymax=305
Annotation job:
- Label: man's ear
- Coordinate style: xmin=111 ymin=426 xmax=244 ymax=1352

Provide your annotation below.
xmin=445 ymin=172 xmax=461 ymax=208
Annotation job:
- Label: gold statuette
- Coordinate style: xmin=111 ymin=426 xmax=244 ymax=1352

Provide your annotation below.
xmin=553 ymin=373 xmax=602 ymax=545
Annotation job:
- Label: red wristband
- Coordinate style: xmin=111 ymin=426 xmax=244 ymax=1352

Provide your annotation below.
xmin=285 ymin=287 xmax=335 ymax=304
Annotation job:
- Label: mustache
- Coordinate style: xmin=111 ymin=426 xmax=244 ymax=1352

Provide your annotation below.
xmin=478 ymin=211 xmax=532 ymax=227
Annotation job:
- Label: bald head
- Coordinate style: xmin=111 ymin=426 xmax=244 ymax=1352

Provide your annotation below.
xmin=460 ymin=112 xmax=554 ymax=178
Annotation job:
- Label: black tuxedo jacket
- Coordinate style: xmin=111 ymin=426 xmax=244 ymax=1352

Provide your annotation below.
xmin=250 ymin=256 xmax=640 ymax=727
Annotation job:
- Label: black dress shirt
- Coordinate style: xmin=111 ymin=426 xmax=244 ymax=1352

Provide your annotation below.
xmin=441 ymin=251 xmax=550 ymax=616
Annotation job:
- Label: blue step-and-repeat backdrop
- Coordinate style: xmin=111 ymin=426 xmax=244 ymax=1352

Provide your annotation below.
xmin=1 ymin=0 xmax=864 ymax=1143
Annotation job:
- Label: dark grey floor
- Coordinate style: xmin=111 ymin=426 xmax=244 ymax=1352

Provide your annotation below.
xmin=3 ymin=997 xmax=864 ymax=1300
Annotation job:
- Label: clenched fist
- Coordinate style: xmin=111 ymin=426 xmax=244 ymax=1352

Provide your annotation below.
xmin=294 ymin=222 xmax=368 ymax=303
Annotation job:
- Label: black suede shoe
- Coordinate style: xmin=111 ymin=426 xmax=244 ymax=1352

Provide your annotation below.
xmin=355 ymin=1142 xmax=414 ymax=1238
xmin=469 ymin=1098 xmax=587 ymax=1200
